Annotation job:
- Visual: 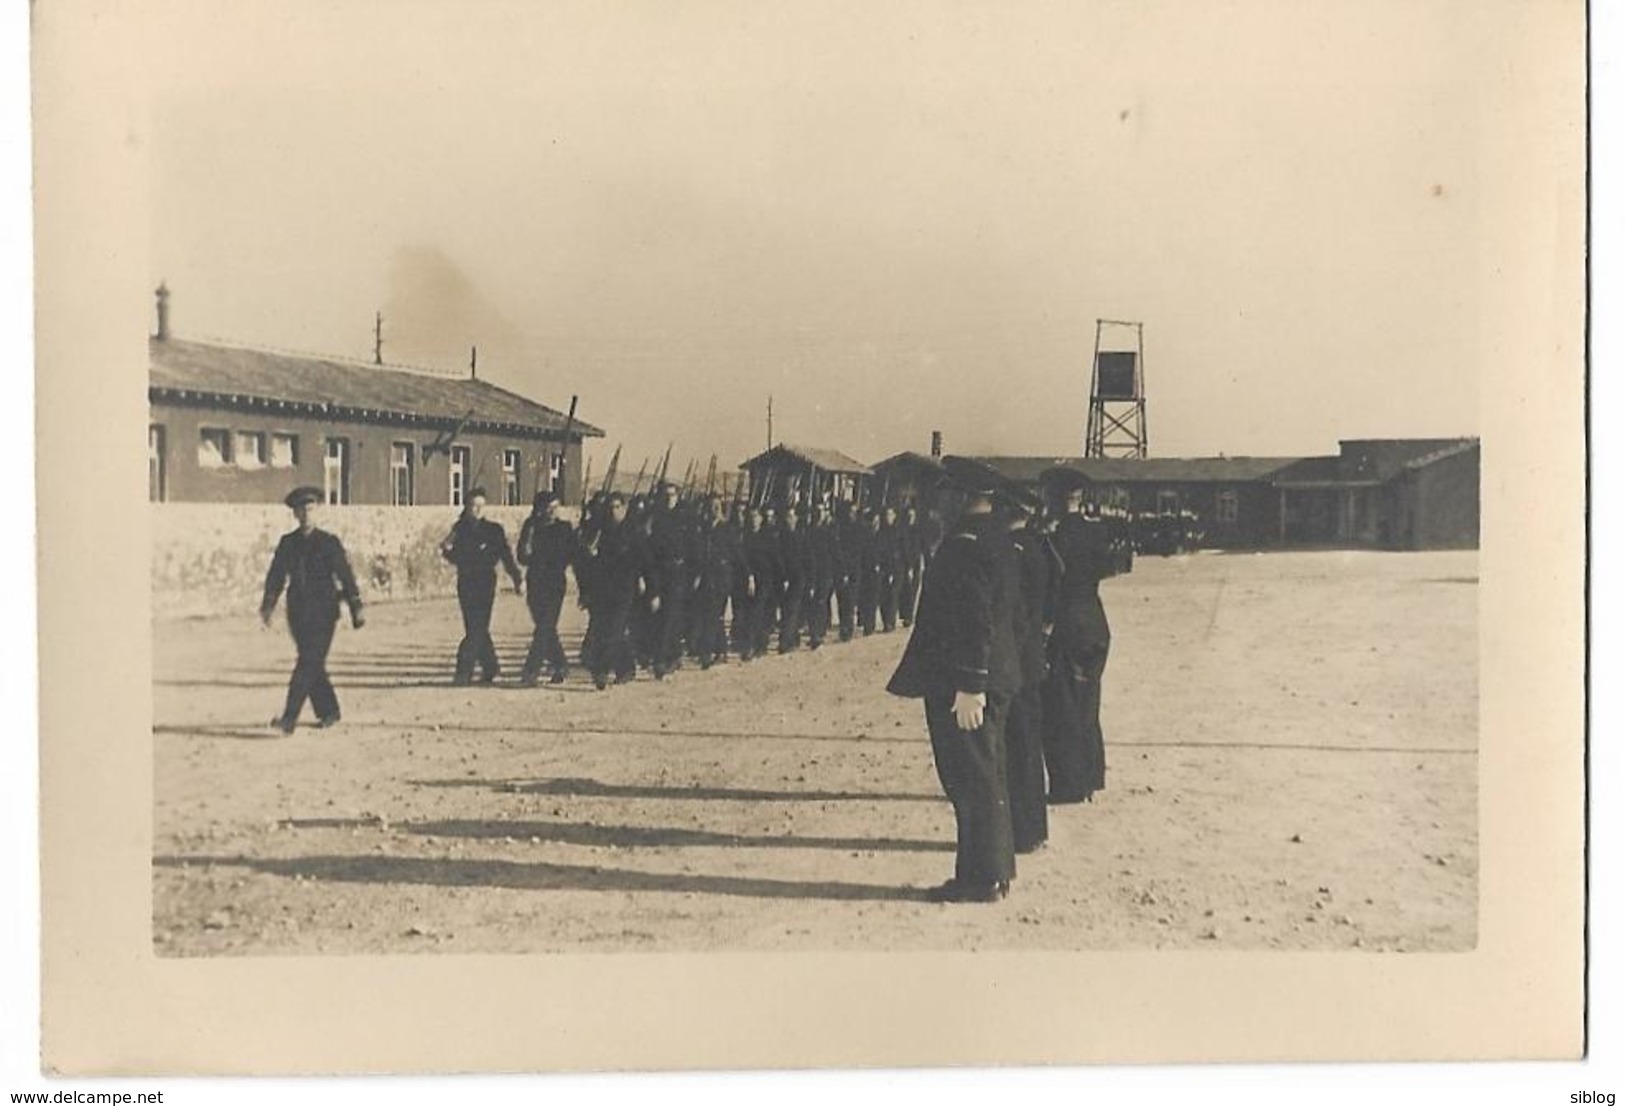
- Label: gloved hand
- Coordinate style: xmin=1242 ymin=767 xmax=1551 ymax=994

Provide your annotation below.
xmin=952 ymin=690 xmax=986 ymax=730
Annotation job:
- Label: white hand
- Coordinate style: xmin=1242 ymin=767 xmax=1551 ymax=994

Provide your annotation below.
xmin=952 ymin=690 xmax=986 ymax=731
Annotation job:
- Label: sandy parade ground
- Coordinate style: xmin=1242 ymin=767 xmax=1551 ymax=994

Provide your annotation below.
xmin=151 ymin=548 xmax=1478 ymax=955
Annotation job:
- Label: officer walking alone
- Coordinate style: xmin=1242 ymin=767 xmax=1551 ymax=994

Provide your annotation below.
xmin=261 ymin=486 xmax=364 ymax=734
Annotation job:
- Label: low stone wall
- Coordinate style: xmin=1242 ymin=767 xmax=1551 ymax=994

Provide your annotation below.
xmin=151 ymin=503 xmax=565 ymax=621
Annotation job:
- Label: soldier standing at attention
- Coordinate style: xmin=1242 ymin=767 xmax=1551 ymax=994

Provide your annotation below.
xmin=517 ymin=490 xmax=576 ymax=686
xmin=441 ymin=487 xmax=523 ymax=685
xmin=262 ymin=486 xmax=365 ymax=735
xmin=1038 ymin=467 xmax=1119 ymax=803
xmin=887 ymin=457 xmax=1022 ymax=903
xmin=876 ymin=505 xmax=905 ymax=633
xmin=1003 ymin=485 xmax=1061 ymax=853
xmin=690 ymin=494 xmax=737 ymax=669
xmin=898 ymin=502 xmax=926 ymax=628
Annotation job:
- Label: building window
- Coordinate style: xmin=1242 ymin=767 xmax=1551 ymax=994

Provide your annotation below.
xmin=548 ymin=451 xmax=564 ymax=493
xmin=391 ymin=442 xmax=416 ymax=505
xmin=1156 ymin=489 xmax=1180 ymax=513
xmin=234 ymin=431 xmax=266 ymax=469
xmin=270 ymin=433 xmax=298 ymax=469
xmin=450 ymin=445 xmax=470 ymax=507
xmin=148 ymin=425 xmax=166 ymax=502
xmin=503 ymin=449 xmax=521 ymax=505
xmin=198 ymin=427 xmax=231 ymax=468
xmin=324 ymin=439 xmax=350 ymax=505
xmin=1216 ymin=489 xmax=1239 ymax=524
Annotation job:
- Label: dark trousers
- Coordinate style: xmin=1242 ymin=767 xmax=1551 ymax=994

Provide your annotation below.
xmin=455 ymin=575 xmax=499 ymax=683
xmin=281 ymin=615 xmax=339 ymax=725
xmin=1041 ymin=645 xmax=1109 ymax=802
xmin=878 ymin=570 xmax=900 ymax=631
xmin=729 ymin=586 xmax=756 ymax=657
xmin=653 ymin=576 xmax=688 ymax=673
xmin=858 ymin=571 xmax=880 ymax=634
xmin=900 ymin=564 xmax=922 ymax=626
xmin=691 ymin=585 xmax=729 ymax=664
xmin=749 ymin=575 xmax=779 ymax=657
xmin=806 ymin=579 xmax=833 ymax=646
xmin=835 ymin=576 xmax=858 ymax=641
xmin=584 ymin=600 xmax=636 ymax=682
xmin=523 ymin=576 xmax=568 ymax=678
xmin=925 ymin=691 xmax=1016 ymax=886
xmin=777 ymin=576 xmax=805 ymax=653
xmin=1005 ymin=683 xmax=1049 ymax=851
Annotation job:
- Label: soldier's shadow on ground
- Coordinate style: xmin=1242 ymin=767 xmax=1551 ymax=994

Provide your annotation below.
xmin=402 ymin=818 xmax=953 ymax=853
xmin=153 ymin=853 xmax=928 ymax=903
xmin=411 ymin=775 xmax=942 ymax=803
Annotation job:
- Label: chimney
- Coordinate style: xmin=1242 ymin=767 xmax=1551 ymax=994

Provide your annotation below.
xmin=154 ymin=283 xmax=170 ymax=341
xmin=930 ymin=430 xmax=943 ymax=458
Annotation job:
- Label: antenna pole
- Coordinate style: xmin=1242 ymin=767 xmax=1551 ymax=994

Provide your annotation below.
xmin=373 ymin=311 xmax=383 ymax=365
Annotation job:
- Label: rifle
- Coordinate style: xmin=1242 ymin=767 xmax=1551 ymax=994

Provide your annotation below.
xmin=655 ymin=442 xmax=673 ymax=489
xmin=555 ymin=395 xmax=578 ymax=497
xmin=630 ymin=456 xmax=650 ymax=497
xmin=579 ymin=455 xmax=594 ymax=510
xmin=599 ymin=444 xmax=622 ymax=495
xmin=704 ymin=454 xmax=717 ymax=497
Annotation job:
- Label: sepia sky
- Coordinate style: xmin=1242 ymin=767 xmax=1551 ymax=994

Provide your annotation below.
xmin=147 ymin=0 xmax=1517 ymax=476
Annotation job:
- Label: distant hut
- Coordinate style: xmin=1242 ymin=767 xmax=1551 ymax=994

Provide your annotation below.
xmin=738 ymin=444 xmax=873 ymax=509
xmin=870 ymin=451 xmax=948 ymax=513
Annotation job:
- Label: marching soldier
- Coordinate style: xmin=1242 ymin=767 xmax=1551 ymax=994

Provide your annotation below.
xmin=689 ymin=494 xmax=737 ymax=669
xmin=833 ymin=500 xmax=864 ymax=643
xmin=898 ymin=502 xmax=926 ymax=627
xmin=805 ymin=501 xmax=837 ymax=649
xmin=1038 ymin=467 xmax=1119 ymax=803
xmin=517 ymin=490 xmax=576 ymax=685
xmin=261 ymin=486 xmax=364 ymax=734
xmin=579 ymin=492 xmax=643 ymax=688
xmin=441 ymin=488 xmax=522 ymax=685
xmin=647 ymin=482 xmax=691 ymax=678
xmin=776 ymin=503 xmax=812 ymax=653
xmin=887 ymin=457 xmax=1022 ymax=903
xmin=876 ymin=505 xmax=905 ymax=632
xmin=857 ymin=508 xmax=884 ymax=635
xmin=738 ymin=505 xmax=778 ymax=660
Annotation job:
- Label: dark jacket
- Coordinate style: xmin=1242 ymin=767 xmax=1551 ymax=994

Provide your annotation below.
xmin=777 ymin=524 xmax=812 ymax=585
xmin=1009 ymin=526 xmax=1060 ymax=688
xmin=517 ymin=516 xmax=576 ymax=583
xmin=885 ymin=511 xmax=1021 ymax=699
xmin=261 ymin=528 xmax=362 ymax=625
xmin=1048 ymin=512 xmax=1114 ymax=656
xmin=442 ymin=516 xmax=521 ymax=584
xmin=582 ymin=519 xmax=643 ymax=609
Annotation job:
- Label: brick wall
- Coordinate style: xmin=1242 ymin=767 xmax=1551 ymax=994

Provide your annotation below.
xmin=151 ymin=503 xmax=567 ymax=621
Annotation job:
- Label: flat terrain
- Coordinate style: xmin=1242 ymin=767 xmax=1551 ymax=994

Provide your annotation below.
xmin=152 ymin=549 xmax=1478 ymax=954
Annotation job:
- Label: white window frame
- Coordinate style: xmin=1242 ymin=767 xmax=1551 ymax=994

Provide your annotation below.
xmin=148 ymin=424 xmax=166 ymax=502
xmin=502 ymin=449 xmax=521 ymax=505
xmin=233 ymin=430 xmax=266 ymax=469
xmin=324 ymin=438 xmax=350 ymax=505
xmin=270 ymin=432 xmax=298 ymax=469
xmin=1156 ymin=489 xmax=1180 ymax=513
xmin=391 ymin=442 xmax=416 ymax=506
xmin=198 ymin=427 xmax=231 ymax=469
xmin=450 ymin=445 xmax=470 ymax=507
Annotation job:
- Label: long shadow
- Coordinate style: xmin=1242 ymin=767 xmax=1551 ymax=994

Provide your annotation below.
xmin=153 ymin=853 xmax=926 ymax=903
xmin=152 ymin=723 xmax=295 ymax=741
xmin=410 ymin=776 xmax=941 ymax=803
xmin=403 ymin=818 xmax=952 ymax=853
xmin=345 ymin=721 xmax=917 ymax=744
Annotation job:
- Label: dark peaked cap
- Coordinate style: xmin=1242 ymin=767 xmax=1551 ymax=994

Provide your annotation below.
xmin=1038 ymin=465 xmax=1093 ymax=492
xmin=284 ymin=485 xmax=324 ymax=509
xmin=940 ymin=455 xmax=1009 ymax=497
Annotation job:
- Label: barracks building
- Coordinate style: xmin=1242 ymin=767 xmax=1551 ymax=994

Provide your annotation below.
xmin=147 ymin=291 xmax=603 ymax=508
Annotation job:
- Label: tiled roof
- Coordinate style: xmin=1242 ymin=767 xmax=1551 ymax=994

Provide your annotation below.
xmin=149 ymin=337 xmax=604 ymax=439
xmin=739 ymin=443 xmax=874 ymax=475
xmin=974 ymin=455 xmax=1307 ymax=485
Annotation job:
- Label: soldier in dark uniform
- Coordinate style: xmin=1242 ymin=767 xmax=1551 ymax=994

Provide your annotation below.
xmin=261 ymin=486 xmax=364 ymax=734
xmin=689 ymin=494 xmax=737 ymax=669
xmin=876 ymin=505 xmax=905 ymax=632
xmin=776 ymin=504 xmax=812 ymax=653
xmin=645 ymin=482 xmax=691 ymax=678
xmin=1003 ymin=484 xmax=1061 ymax=853
xmin=804 ymin=501 xmax=837 ymax=649
xmin=1038 ymin=467 xmax=1119 ymax=803
xmin=898 ymin=503 xmax=926 ymax=627
xmin=517 ymin=490 xmax=576 ymax=685
xmin=742 ymin=505 xmax=780 ymax=659
xmin=857 ymin=508 xmax=884 ymax=635
xmin=579 ymin=492 xmax=643 ymax=688
xmin=887 ymin=457 xmax=1022 ymax=903
xmin=441 ymin=488 xmax=522 ymax=685
xmin=833 ymin=500 xmax=863 ymax=642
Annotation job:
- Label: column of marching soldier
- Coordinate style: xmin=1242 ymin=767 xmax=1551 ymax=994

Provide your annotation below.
xmin=258 ymin=461 xmax=1131 ymax=904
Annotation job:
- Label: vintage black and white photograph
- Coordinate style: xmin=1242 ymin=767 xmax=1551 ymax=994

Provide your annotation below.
xmin=136 ymin=1 xmax=1499 ymax=959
